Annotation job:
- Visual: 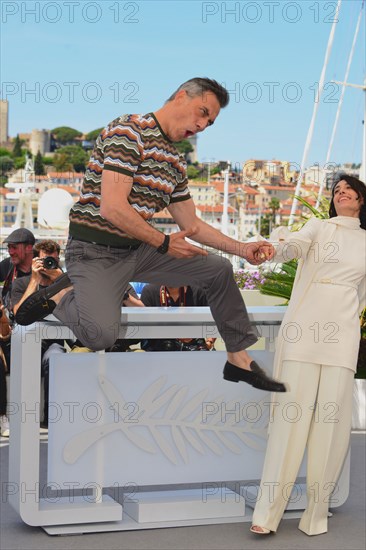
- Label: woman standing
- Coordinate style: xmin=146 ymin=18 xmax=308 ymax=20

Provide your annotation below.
xmin=250 ymin=175 xmax=366 ymax=536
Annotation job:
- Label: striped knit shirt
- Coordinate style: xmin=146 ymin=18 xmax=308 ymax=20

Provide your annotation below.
xmin=69 ymin=113 xmax=191 ymax=246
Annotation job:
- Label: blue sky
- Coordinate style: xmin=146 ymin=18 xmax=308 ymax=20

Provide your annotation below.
xmin=1 ymin=0 xmax=365 ymax=170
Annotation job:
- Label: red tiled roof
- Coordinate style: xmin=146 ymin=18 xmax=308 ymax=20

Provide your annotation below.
xmin=279 ymin=207 xmax=302 ymax=215
xmin=214 ymin=182 xmax=238 ymax=194
xmin=196 ymin=204 xmax=237 ymax=214
xmin=261 ymin=185 xmax=294 ymax=191
xmin=242 ymin=186 xmax=260 ymax=194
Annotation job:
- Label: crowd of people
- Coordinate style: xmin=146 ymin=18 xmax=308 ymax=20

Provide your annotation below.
xmin=1 ymin=77 xmax=365 ymax=538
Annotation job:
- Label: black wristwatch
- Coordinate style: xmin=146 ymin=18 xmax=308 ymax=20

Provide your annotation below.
xmin=156 ymin=234 xmax=170 ymax=254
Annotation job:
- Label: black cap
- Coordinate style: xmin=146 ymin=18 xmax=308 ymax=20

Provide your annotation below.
xmin=3 ymin=228 xmax=36 ymax=245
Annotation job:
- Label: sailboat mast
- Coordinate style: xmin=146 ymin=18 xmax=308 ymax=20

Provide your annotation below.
xmin=316 ymin=0 xmax=365 ymax=206
xmin=288 ymin=0 xmax=342 ymax=228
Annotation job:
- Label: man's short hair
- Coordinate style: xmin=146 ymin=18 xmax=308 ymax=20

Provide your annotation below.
xmin=33 ymin=240 xmax=61 ymax=257
xmin=167 ymin=78 xmax=229 ymax=108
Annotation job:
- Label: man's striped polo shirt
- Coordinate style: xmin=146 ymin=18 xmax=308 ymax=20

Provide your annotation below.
xmin=69 ymin=113 xmax=191 ymax=246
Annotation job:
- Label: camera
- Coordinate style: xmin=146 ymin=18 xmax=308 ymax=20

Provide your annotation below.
xmin=142 ymin=338 xmax=209 ymax=352
xmin=42 ymin=256 xmax=59 ymax=270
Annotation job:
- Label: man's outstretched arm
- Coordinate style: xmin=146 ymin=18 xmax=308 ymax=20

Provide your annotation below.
xmin=168 ymin=198 xmax=274 ymax=264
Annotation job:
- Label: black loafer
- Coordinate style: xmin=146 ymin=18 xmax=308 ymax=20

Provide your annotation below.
xmin=15 ymin=273 xmax=71 ymax=326
xmin=223 ymin=360 xmax=287 ymax=392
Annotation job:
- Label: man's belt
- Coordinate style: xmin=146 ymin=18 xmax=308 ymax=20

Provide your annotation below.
xmin=71 ymin=237 xmax=142 ymax=250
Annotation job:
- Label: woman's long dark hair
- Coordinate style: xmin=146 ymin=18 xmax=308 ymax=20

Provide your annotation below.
xmin=329 ymin=174 xmax=366 ymax=230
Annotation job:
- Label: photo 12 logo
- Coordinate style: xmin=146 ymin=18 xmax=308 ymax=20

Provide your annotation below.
xmin=1 ymin=81 xmax=140 ymax=104
xmin=221 ymin=81 xmax=340 ymax=104
xmin=1 ymin=1 xmax=140 ymax=24
xmin=201 ymin=2 xmax=340 ymax=24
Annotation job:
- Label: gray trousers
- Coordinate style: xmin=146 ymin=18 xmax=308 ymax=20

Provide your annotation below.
xmin=54 ymin=238 xmax=258 ymax=351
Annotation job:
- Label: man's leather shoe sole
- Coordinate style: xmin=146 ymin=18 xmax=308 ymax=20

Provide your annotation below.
xmin=15 ymin=273 xmax=71 ymax=326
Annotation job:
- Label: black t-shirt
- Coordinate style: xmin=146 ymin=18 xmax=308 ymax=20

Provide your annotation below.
xmin=0 ymin=258 xmax=31 ymax=311
xmin=0 ymin=257 xmax=12 ymax=282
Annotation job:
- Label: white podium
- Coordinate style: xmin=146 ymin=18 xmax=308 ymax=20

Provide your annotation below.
xmin=8 ymin=307 xmax=350 ymax=534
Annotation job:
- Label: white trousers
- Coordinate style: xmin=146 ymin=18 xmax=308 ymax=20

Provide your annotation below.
xmin=252 ymin=360 xmax=354 ymax=536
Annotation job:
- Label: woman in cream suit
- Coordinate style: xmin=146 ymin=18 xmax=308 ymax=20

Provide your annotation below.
xmin=251 ymin=175 xmax=366 ymax=536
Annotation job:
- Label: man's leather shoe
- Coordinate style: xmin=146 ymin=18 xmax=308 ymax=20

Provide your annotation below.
xmin=223 ymin=360 xmax=287 ymax=392
xmin=15 ymin=273 xmax=71 ymax=326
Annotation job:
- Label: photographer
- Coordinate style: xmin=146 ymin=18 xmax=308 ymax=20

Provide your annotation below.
xmin=12 ymin=240 xmax=63 ymax=315
xmin=12 ymin=240 xmax=65 ymax=428
xmin=0 ymin=228 xmax=35 ymax=312
xmin=140 ymin=284 xmax=216 ymax=352
xmin=0 ymin=228 xmax=35 ymax=373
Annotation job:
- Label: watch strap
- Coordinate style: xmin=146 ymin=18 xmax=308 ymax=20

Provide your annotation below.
xmin=156 ymin=234 xmax=170 ymax=254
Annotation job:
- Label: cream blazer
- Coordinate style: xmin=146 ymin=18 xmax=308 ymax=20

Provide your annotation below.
xmin=270 ymin=216 xmax=366 ymax=376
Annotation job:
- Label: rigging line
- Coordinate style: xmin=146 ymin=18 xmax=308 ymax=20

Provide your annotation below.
xmin=350 ymin=93 xmax=364 ymax=165
xmin=316 ymin=0 xmax=364 ymax=206
xmin=288 ymin=0 xmax=342 ymax=228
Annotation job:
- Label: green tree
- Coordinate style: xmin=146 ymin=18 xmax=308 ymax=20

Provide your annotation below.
xmin=210 ymin=165 xmax=221 ymax=176
xmin=52 ymin=126 xmax=82 ymax=145
xmin=269 ymin=197 xmax=281 ymax=225
xmin=34 ymin=151 xmax=45 ymax=175
xmin=85 ymin=128 xmax=103 ymax=141
xmin=14 ymin=157 xmax=26 ymax=170
xmin=256 ymin=214 xmax=271 ymax=238
xmin=53 ymin=152 xmax=72 ymax=172
xmin=175 ymin=139 xmax=194 ymax=161
xmin=187 ymin=165 xmax=200 ymax=179
xmin=42 ymin=156 xmax=54 ymax=166
xmin=13 ymin=134 xmax=22 ymax=157
xmin=0 ymin=148 xmax=11 ymax=157
xmin=0 ymin=156 xmax=14 ymax=175
xmin=53 ymin=145 xmax=88 ymax=172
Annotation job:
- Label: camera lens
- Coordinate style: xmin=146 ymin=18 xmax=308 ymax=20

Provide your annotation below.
xmin=42 ymin=256 xmax=58 ymax=269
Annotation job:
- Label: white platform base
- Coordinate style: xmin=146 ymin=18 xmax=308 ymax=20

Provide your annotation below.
xmin=123 ymin=488 xmax=245 ymax=523
xmin=42 ymin=508 xmax=306 ymax=535
xmin=245 ymin=483 xmax=308 ymax=511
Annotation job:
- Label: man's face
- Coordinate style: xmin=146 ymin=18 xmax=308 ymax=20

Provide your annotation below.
xmin=7 ymin=243 xmax=32 ymax=267
xmin=169 ymin=91 xmax=221 ymax=142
